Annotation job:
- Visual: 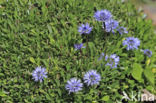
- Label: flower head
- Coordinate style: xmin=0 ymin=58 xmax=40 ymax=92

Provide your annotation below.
xmin=74 ymin=43 xmax=85 ymax=50
xmin=144 ymin=49 xmax=152 ymax=57
xmin=104 ymin=19 xmax=119 ymax=32
xmin=83 ymin=70 xmax=101 ymax=86
xmin=94 ymin=10 xmax=112 ymax=22
xmin=123 ymin=37 xmax=140 ymax=50
xmin=78 ymin=23 xmax=92 ymax=35
xmin=117 ymin=27 xmax=128 ymax=35
xmin=65 ymin=78 xmax=83 ymax=94
xmin=32 ymin=66 xmax=47 ymax=82
xmin=105 ymin=54 xmax=119 ymax=68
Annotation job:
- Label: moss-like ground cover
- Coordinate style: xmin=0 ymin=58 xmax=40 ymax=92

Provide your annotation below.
xmin=0 ymin=0 xmax=155 ymax=102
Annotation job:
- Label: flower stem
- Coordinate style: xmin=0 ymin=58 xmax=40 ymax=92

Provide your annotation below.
xmin=86 ymin=34 xmax=89 ymax=57
xmin=103 ymin=22 xmax=108 ymax=57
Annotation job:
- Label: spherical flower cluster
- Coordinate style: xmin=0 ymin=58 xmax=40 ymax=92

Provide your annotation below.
xmin=65 ymin=78 xmax=83 ymax=94
xmin=143 ymin=49 xmax=152 ymax=57
xmin=117 ymin=27 xmax=128 ymax=35
xmin=78 ymin=23 xmax=92 ymax=35
xmin=94 ymin=9 xmax=128 ymax=34
xmin=65 ymin=70 xmax=101 ymax=93
xmin=105 ymin=54 xmax=120 ymax=68
xmin=32 ymin=66 xmax=47 ymax=82
xmin=123 ymin=37 xmax=140 ymax=50
xmin=94 ymin=10 xmax=112 ymax=22
xmin=105 ymin=19 xmax=119 ymax=33
xmin=76 ymin=23 xmax=92 ymax=50
xmin=74 ymin=43 xmax=85 ymax=50
xmin=83 ymin=70 xmax=101 ymax=86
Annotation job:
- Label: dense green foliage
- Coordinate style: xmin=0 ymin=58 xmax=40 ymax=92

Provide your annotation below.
xmin=0 ymin=0 xmax=155 ymax=102
xmin=140 ymin=0 xmax=156 ymax=3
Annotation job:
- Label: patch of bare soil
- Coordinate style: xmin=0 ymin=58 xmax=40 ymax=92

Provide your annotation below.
xmin=143 ymin=5 xmax=156 ymax=25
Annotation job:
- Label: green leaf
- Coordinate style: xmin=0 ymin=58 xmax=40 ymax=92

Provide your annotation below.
xmin=144 ymin=68 xmax=155 ymax=85
xmin=30 ymin=57 xmax=35 ymax=63
xmin=101 ymin=95 xmax=110 ymax=101
xmin=88 ymin=42 xmax=95 ymax=57
xmin=0 ymin=0 xmax=5 ymax=4
xmin=146 ymin=85 xmax=154 ymax=92
xmin=131 ymin=63 xmax=143 ymax=82
xmin=0 ymin=73 xmax=4 ymax=77
xmin=47 ymin=24 xmax=52 ymax=34
xmin=0 ymin=91 xmax=6 ymax=97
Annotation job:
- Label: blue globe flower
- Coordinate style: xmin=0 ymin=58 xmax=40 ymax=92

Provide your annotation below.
xmin=74 ymin=43 xmax=85 ymax=50
xmin=78 ymin=23 xmax=92 ymax=35
xmin=144 ymin=49 xmax=152 ymax=57
xmin=32 ymin=66 xmax=47 ymax=82
xmin=117 ymin=27 xmax=128 ymax=35
xmin=105 ymin=19 xmax=119 ymax=33
xmin=94 ymin=10 xmax=112 ymax=22
xmin=65 ymin=78 xmax=83 ymax=94
xmin=123 ymin=37 xmax=140 ymax=50
xmin=105 ymin=54 xmax=120 ymax=69
xmin=83 ymin=70 xmax=101 ymax=86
